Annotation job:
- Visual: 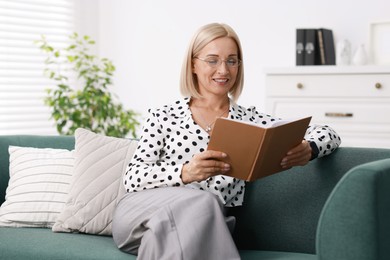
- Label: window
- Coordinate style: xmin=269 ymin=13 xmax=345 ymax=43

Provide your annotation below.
xmin=0 ymin=0 xmax=76 ymax=135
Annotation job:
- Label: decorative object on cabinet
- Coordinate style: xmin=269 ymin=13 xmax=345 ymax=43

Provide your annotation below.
xmin=369 ymin=21 xmax=390 ymax=65
xmin=295 ymin=28 xmax=335 ymax=66
xmin=352 ymin=44 xmax=368 ymax=66
xmin=265 ymin=66 xmax=390 ymax=148
xmin=336 ymin=39 xmax=352 ymax=66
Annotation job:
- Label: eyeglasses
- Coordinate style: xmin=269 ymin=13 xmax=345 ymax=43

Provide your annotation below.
xmin=194 ymin=57 xmax=241 ymax=68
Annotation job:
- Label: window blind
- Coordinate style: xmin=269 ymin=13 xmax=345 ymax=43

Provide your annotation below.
xmin=0 ymin=0 xmax=76 ymax=135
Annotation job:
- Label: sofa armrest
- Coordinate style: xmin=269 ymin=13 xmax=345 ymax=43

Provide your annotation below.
xmin=316 ymin=158 xmax=390 ymax=260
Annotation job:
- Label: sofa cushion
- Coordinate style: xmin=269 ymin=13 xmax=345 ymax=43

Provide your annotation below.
xmin=239 ymin=250 xmax=316 ymax=260
xmin=0 ymin=227 xmax=316 ymax=260
xmin=0 ymin=146 xmax=74 ymax=228
xmin=0 ymin=227 xmax=133 ymax=260
xmin=52 ymin=128 xmax=138 ymax=235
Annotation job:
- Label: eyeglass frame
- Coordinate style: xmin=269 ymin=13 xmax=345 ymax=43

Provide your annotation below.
xmin=194 ymin=56 xmax=242 ymax=68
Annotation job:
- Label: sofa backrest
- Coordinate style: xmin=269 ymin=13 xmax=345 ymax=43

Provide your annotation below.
xmin=229 ymin=147 xmax=390 ymax=254
xmin=0 ymin=135 xmax=75 ymax=204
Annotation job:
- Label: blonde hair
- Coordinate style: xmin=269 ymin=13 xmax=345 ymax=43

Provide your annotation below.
xmin=180 ymin=23 xmax=244 ymax=101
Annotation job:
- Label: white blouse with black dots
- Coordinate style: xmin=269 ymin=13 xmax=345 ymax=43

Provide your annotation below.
xmin=124 ymin=97 xmax=341 ymax=207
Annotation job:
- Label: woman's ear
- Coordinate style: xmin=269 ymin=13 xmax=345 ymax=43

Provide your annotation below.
xmin=192 ymin=61 xmax=197 ymax=74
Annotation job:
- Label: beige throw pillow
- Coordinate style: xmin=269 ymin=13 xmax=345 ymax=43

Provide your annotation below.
xmin=52 ymin=128 xmax=137 ymax=235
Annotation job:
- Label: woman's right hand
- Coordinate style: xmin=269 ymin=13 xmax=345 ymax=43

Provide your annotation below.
xmin=181 ymin=150 xmax=231 ymax=184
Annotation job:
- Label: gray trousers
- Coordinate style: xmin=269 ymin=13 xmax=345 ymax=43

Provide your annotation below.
xmin=112 ymin=187 xmax=240 ymax=260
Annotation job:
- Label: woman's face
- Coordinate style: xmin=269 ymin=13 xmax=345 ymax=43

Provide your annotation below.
xmin=193 ymin=37 xmax=239 ymax=98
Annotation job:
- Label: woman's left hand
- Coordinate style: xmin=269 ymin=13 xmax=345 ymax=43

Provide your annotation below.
xmin=280 ymin=140 xmax=312 ymax=169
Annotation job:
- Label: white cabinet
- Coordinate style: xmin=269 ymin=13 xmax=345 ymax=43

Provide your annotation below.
xmin=265 ymin=66 xmax=390 ymax=148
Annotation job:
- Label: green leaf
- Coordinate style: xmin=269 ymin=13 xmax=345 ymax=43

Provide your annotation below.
xmin=46 ymin=46 xmax=54 ymax=52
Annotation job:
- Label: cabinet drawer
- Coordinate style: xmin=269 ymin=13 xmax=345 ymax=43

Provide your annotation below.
xmin=267 ymin=98 xmax=390 ymax=148
xmin=269 ymin=99 xmax=390 ymax=125
xmin=266 ymin=74 xmax=390 ymax=97
xmin=340 ymin=132 xmax=390 ymax=148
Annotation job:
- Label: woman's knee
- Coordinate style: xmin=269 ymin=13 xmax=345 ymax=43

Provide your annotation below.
xmin=112 ymin=193 xmax=144 ymax=252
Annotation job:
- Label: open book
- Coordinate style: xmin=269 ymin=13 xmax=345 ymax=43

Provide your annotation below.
xmin=207 ymin=116 xmax=312 ymax=181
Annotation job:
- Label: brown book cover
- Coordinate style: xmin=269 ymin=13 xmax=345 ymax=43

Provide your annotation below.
xmin=207 ymin=116 xmax=312 ymax=181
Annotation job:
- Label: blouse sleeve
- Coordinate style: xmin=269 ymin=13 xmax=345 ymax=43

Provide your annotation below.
xmin=123 ymin=109 xmax=185 ymax=192
xmin=304 ymin=124 xmax=341 ymax=158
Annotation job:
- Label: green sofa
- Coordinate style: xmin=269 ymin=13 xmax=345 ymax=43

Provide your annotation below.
xmin=0 ymin=135 xmax=390 ymax=260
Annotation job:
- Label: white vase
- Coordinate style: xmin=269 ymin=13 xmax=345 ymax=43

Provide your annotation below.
xmin=352 ymin=44 xmax=368 ymax=65
xmin=336 ymin=39 xmax=351 ymax=65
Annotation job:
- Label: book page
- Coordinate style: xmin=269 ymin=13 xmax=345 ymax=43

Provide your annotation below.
xmin=270 ymin=117 xmax=308 ymax=127
xmin=218 ymin=116 xmax=309 ymax=128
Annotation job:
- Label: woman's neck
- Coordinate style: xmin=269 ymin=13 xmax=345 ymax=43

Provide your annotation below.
xmin=190 ymin=96 xmax=230 ymax=111
xmin=189 ymin=96 xmax=230 ymax=134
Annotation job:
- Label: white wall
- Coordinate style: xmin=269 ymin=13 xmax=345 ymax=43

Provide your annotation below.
xmin=82 ymin=0 xmax=390 ymax=128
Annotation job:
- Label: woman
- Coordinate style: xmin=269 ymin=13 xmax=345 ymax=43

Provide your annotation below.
xmin=112 ymin=23 xmax=341 ymax=260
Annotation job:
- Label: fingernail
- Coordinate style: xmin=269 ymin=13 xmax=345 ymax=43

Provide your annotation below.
xmin=222 ymin=165 xmax=230 ymax=172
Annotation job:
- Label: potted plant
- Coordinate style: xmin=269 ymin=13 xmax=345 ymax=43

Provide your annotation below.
xmin=36 ymin=33 xmax=139 ymax=138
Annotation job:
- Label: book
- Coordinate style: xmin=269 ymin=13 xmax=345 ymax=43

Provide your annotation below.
xmin=317 ymin=28 xmax=336 ymax=65
xmin=207 ymin=116 xmax=312 ymax=181
xmin=296 ymin=29 xmax=306 ymax=66
xmin=304 ymin=29 xmax=319 ymax=65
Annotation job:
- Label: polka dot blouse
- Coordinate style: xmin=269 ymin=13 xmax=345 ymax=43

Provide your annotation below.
xmin=124 ymin=97 xmax=341 ymax=207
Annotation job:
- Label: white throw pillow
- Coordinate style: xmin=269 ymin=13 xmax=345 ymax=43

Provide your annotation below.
xmin=0 ymin=146 xmax=74 ymax=228
xmin=52 ymin=128 xmax=138 ymax=235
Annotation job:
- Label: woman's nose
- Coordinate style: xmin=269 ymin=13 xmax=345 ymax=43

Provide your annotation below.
xmin=216 ymin=61 xmax=229 ymax=74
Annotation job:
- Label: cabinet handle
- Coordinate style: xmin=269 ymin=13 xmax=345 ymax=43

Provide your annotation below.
xmin=375 ymin=83 xmax=382 ymax=89
xmin=297 ymin=83 xmax=303 ymax=89
xmin=325 ymin=112 xmax=353 ymax=118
